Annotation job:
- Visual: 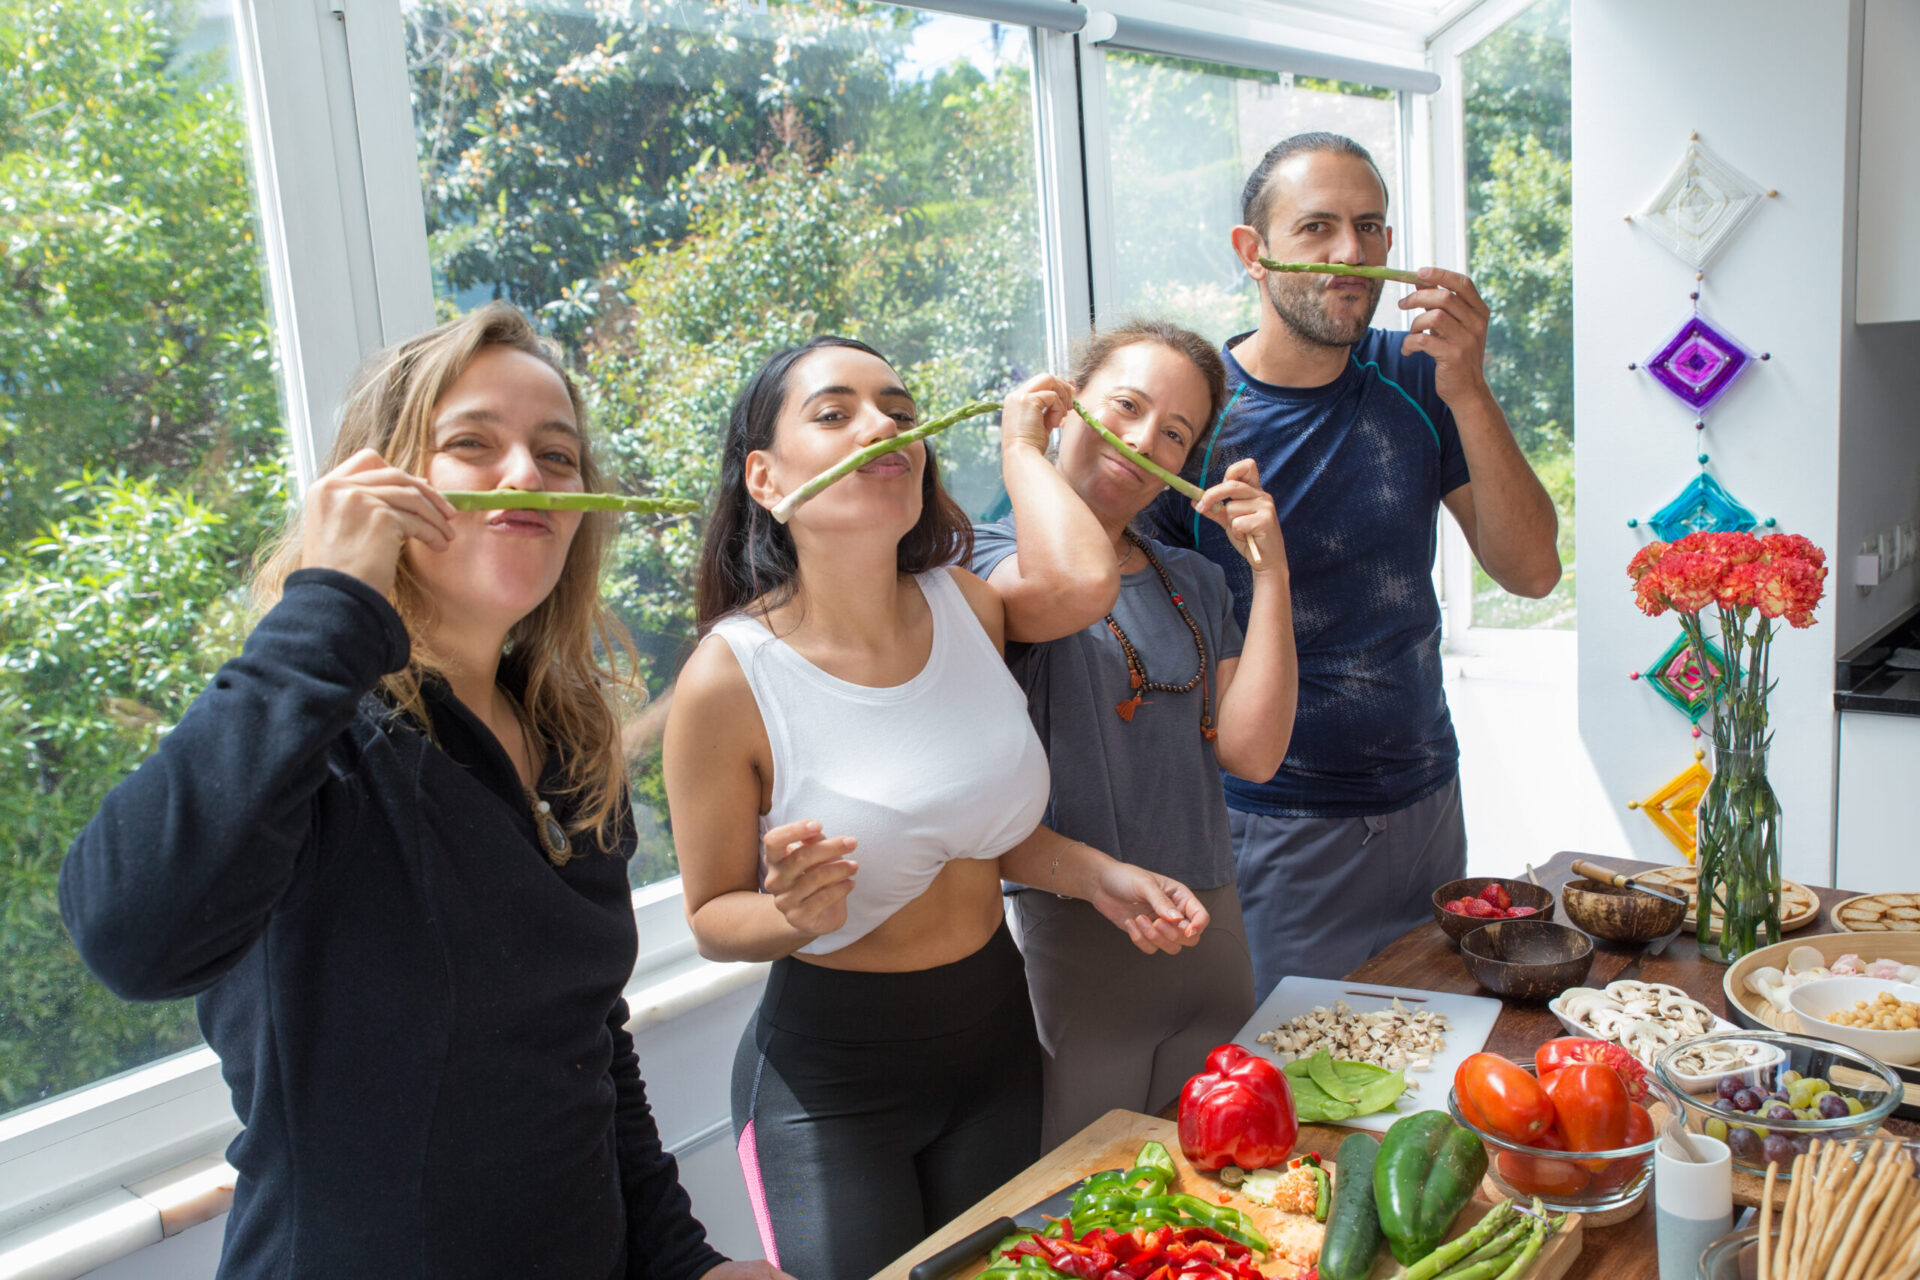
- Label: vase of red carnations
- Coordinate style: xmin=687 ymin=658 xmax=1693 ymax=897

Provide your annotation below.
xmin=1627 ymin=531 xmax=1829 ymax=963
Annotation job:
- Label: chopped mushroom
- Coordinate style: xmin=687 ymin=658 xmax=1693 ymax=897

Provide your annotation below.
xmin=1255 ymin=999 xmax=1450 ymax=1091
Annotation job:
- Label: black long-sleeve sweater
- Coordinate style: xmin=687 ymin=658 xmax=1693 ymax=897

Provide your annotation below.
xmin=58 ymin=569 xmax=728 ymax=1280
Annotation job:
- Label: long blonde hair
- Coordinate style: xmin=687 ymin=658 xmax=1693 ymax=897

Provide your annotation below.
xmin=253 ymin=302 xmax=641 ymax=859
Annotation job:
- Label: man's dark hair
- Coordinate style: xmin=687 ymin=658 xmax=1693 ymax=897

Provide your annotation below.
xmin=1240 ymin=132 xmax=1389 ymax=236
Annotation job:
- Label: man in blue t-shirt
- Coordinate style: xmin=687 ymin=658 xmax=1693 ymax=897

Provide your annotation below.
xmin=1145 ymin=132 xmax=1561 ymax=995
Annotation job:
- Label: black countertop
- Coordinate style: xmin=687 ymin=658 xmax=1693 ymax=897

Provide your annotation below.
xmin=1837 ymin=604 xmax=1920 ymax=715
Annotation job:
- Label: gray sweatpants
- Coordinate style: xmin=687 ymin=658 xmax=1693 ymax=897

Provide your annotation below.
xmin=1230 ymin=774 xmax=1467 ymax=999
xmin=1011 ymin=883 xmax=1256 ymax=1151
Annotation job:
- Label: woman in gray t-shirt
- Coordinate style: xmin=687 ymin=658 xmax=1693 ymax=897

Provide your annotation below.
xmin=974 ymin=320 xmax=1298 ymax=1148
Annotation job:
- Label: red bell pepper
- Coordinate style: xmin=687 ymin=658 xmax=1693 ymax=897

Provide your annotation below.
xmin=1176 ymin=1044 xmax=1298 ymax=1172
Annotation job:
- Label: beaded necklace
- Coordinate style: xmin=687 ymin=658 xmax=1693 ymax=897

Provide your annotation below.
xmin=1104 ymin=531 xmax=1217 ymax=741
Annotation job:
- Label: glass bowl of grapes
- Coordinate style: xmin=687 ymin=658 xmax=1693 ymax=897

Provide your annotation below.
xmin=1652 ymin=1030 xmax=1903 ymax=1178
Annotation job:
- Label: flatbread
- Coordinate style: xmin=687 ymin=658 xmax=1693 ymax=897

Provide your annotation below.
xmin=1831 ymin=892 xmax=1920 ymax=932
xmin=1633 ymin=865 xmax=1819 ymax=933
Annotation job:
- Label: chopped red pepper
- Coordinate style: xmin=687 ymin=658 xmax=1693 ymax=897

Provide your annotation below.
xmin=1177 ymin=1044 xmax=1299 ymax=1173
xmin=999 ymin=1224 xmax=1264 ymax=1279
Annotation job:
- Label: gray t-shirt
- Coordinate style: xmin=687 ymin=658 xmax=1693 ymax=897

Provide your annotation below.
xmin=972 ymin=516 xmax=1245 ymax=890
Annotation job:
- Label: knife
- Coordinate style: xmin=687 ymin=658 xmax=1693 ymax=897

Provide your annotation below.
xmin=1568 ymin=859 xmax=1690 ymax=910
xmin=906 ymin=1175 xmax=1093 ymax=1280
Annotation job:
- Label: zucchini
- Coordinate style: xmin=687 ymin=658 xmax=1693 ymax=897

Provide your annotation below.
xmin=1319 ymin=1133 xmax=1385 ymax=1280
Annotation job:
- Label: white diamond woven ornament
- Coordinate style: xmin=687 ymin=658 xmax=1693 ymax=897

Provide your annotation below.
xmin=1635 ymin=139 xmax=1765 ymax=269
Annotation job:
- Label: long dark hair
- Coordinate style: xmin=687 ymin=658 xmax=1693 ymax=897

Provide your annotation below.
xmin=695 ymin=336 xmax=973 ymax=632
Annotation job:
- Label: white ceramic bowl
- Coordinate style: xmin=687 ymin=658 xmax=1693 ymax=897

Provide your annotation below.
xmin=1785 ymin=977 xmax=1920 ymax=1066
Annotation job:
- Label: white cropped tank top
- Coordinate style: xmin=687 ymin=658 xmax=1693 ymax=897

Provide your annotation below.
xmin=709 ymin=568 xmax=1050 ymax=955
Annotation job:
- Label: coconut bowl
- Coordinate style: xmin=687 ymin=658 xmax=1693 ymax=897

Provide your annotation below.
xmin=1560 ymin=879 xmax=1688 ymax=944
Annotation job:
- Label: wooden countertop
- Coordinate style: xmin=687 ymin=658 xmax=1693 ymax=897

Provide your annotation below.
xmin=1341 ymin=850 xmax=1919 ymax=1280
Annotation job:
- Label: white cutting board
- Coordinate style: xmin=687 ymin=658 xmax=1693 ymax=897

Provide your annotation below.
xmin=1230 ymin=975 xmax=1504 ymax=1132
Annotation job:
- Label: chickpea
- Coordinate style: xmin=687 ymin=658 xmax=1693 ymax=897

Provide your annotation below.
xmin=1826 ymin=992 xmax=1920 ymax=1030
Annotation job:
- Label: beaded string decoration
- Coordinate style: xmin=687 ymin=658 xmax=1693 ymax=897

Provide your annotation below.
xmin=1105 ymin=531 xmax=1216 ymax=741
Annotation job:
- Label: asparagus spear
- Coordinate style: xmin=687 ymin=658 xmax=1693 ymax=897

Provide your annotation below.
xmin=1070 ymin=398 xmax=1263 ymax=567
xmin=768 ymin=400 xmax=1003 ymax=525
xmin=1256 ymin=258 xmax=1423 ymax=284
xmin=441 ymin=491 xmax=701 ymax=515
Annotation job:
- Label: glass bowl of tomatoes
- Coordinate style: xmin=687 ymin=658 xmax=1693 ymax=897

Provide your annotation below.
xmin=1448 ymin=1049 xmax=1669 ymax=1214
xmin=1430 ymin=877 xmax=1556 ymax=945
xmin=1651 ymin=1030 xmax=1902 ymax=1180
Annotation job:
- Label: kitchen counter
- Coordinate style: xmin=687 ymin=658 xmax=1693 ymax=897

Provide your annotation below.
xmin=1836 ymin=603 xmax=1920 ymax=714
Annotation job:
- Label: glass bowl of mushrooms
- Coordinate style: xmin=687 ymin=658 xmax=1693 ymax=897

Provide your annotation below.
xmin=1653 ymin=1030 xmax=1902 ymax=1180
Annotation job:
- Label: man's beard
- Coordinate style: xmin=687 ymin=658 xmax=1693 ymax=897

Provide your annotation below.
xmin=1262 ymin=273 xmax=1383 ymax=348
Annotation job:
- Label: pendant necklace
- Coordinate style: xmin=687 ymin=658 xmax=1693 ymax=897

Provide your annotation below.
xmin=1103 ymin=531 xmax=1216 ymax=741
xmin=509 ymin=693 xmax=571 ymax=864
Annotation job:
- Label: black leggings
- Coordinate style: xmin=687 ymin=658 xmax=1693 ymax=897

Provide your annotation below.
xmin=730 ymin=923 xmax=1041 ymax=1280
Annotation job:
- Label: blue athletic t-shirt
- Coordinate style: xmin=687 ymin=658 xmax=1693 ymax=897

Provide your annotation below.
xmin=1143 ymin=327 xmax=1472 ymax=818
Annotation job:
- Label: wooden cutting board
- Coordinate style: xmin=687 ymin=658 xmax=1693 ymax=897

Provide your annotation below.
xmin=874 ymin=1110 xmax=1584 ymax=1280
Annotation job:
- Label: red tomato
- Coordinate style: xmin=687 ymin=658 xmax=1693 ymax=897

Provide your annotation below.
xmin=1496 ymin=1147 xmax=1591 ymax=1197
xmin=1588 ymin=1103 xmax=1653 ymax=1191
xmin=1527 ymin=1126 xmax=1569 ymax=1150
xmin=1540 ymin=1063 xmax=1629 ymax=1168
xmin=1535 ymin=1037 xmax=1652 ymax=1104
xmin=1455 ymin=1053 xmax=1556 ymax=1144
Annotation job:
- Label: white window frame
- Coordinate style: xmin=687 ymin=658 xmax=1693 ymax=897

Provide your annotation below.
xmin=1425 ymin=0 xmax=1564 ymax=646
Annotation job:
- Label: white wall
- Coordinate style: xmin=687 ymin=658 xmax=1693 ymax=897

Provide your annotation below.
xmin=1572 ymin=0 xmax=1852 ymax=884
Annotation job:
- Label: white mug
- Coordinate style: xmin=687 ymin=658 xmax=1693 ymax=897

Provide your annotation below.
xmin=1654 ymin=1132 xmax=1733 ymax=1280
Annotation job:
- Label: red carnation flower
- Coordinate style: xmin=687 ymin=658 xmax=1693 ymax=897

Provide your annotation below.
xmin=1627 ymin=541 xmax=1670 ymax=584
xmin=1658 ymin=551 xmax=1723 ymax=614
xmin=1761 ymin=532 xmax=1827 ymax=571
xmin=1716 ymin=561 xmax=1759 ymax=610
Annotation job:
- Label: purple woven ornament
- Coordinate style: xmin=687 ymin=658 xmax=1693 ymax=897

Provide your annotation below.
xmin=1644 ymin=312 xmax=1755 ymax=412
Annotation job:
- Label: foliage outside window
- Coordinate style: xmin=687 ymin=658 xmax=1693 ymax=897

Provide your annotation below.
xmin=0 ymin=0 xmax=286 ymax=1113
xmin=406 ymin=0 xmax=1051 ymax=886
xmin=1462 ymin=0 xmax=1573 ymax=630
xmin=1099 ymin=53 xmax=1404 ymax=346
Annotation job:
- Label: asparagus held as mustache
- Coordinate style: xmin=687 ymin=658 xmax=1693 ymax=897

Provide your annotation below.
xmin=1256 ymin=258 xmax=1422 ymax=284
xmin=442 ymin=491 xmax=701 ymax=514
xmin=769 ymin=401 xmax=1003 ymax=524
xmin=1071 ymin=398 xmax=1263 ymax=568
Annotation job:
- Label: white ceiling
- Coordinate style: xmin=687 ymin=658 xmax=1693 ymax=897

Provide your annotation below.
xmin=1167 ymin=0 xmax=1492 ymax=45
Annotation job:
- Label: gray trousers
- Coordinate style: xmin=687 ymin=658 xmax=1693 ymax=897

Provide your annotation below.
xmin=1230 ymin=774 xmax=1467 ymax=999
xmin=1011 ymin=883 xmax=1256 ymax=1151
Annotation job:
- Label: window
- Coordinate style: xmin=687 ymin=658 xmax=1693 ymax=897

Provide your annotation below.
xmin=1094 ymin=52 xmax=1406 ymax=343
xmin=1459 ymin=0 xmax=1572 ymax=629
xmin=403 ymin=0 xmax=1051 ymax=887
xmin=0 ymin=0 xmax=289 ymax=1119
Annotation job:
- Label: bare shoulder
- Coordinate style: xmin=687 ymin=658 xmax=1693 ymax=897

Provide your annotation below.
xmin=944 ymin=566 xmax=1006 ymax=649
xmin=665 ymin=632 xmax=760 ymax=747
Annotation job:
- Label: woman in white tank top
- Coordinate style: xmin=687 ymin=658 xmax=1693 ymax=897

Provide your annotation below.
xmin=663 ymin=337 xmax=1211 ymax=1280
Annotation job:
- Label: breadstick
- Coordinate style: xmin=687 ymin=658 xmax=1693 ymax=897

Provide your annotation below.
xmin=1862 ymin=1184 xmax=1920 ymax=1279
xmin=1787 ymin=1142 xmax=1831 ymax=1280
xmin=1819 ymin=1143 xmax=1899 ymax=1280
xmin=1776 ymin=1150 xmax=1807 ymax=1280
xmin=1760 ymin=1160 xmax=1778 ymax=1280
xmin=1809 ymin=1141 xmax=1872 ymax=1280
xmin=1836 ymin=1146 xmax=1908 ymax=1280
